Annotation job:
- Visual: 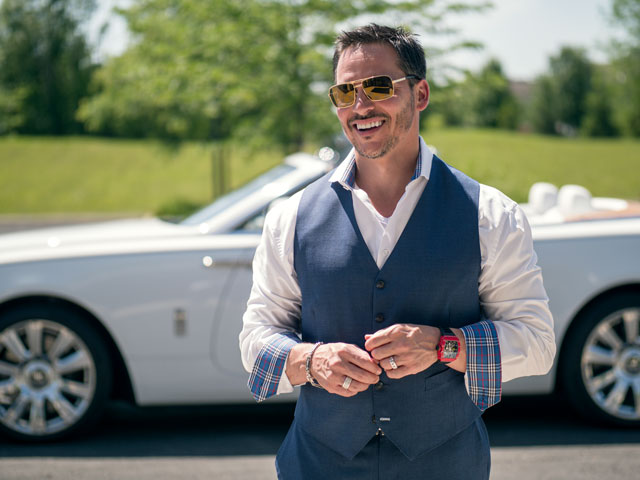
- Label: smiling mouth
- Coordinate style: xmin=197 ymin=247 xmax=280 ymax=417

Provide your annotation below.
xmin=354 ymin=120 xmax=384 ymax=131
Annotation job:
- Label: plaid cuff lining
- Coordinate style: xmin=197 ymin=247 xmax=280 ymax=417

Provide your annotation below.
xmin=461 ymin=320 xmax=502 ymax=411
xmin=248 ymin=332 xmax=300 ymax=402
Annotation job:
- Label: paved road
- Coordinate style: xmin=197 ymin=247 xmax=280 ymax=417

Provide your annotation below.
xmin=1 ymin=395 xmax=640 ymax=479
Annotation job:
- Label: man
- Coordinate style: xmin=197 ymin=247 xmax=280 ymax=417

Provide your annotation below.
xmin=240 ymin=24 xmax=555 ymax=479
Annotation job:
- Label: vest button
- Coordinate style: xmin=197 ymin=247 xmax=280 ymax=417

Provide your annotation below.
xmin=376 ymin=280 xmax=385 ymax=289
xmin=375 ymin=314 xmax=384 ymax=323
xmin=371 ymin=415 xmax=377 ymax=424
xmin=375 ymin=381 xmax=384 ymax=391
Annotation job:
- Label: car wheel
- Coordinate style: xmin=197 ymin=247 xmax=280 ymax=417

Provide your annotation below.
xmin=562 ymin=292 xmax=640 ymax=426
xmin=0 ymin=303 xmax=112 ymax=441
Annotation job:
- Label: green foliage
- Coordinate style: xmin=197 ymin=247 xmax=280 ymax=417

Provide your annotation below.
xmin=0 ymin=0 xmax=96 ymax=135
xmin=430 ymin=58 xmax=519 ymax=129
xmin=529 ymin=75 xmax=557 ymax=135
xmin=77 ymin=0 xmax=490 ymax=151
xmin=529 ymin=47 xmax=595 ymax=136
xmin=550 ymin=47 xmax=593 ymax=130
xmin=612 ymin=0 xmax=640 ymax=43
xmin=607 ymin=1 xmax=640 ymax=137
xmin=529 ymin=47 xmax=594 ymax=136
xmin=429 ymin=81 xmax=466 ymax=126
xmin=609 ymin=47 xmax=640 ymax=136
xmin=0 ymin=85 xmax=27 ymax=133
xmin=581 ymin=65 xmax=619 ymax=137
xmin=470 ymin=59 xmax=519 ymax=129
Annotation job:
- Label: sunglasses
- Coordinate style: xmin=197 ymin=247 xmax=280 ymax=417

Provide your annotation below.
xmin=328 ymin=74 xmax=419 ymax=108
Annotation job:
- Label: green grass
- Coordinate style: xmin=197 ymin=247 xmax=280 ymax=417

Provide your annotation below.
xmin=1 ymin=129 xmax=639 ymax=215
xmin=0 ymin=136 xmax=282 ymax=215
xmin=423 ymin=128 xmax=640 ymax=203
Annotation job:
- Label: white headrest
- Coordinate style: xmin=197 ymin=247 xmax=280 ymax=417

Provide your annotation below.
xmin=557 ymin=184 xmax=593 ymax=216
xmin=528 ymin=182 xmax=558 ymax=214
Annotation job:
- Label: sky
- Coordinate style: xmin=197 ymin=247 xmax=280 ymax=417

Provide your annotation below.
xmin=91 ymin=0 xmax=622 ymax=82
xmin=443 ymin=0 xmax=619 ymax=80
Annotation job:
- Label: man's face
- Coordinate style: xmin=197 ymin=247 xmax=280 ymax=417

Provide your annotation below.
xmin=334 ymin=43 xmax=419 ymax=160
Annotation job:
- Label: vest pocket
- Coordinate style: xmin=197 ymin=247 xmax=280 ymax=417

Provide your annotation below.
xmin=423 ymin=365 xmax=462 ymax=390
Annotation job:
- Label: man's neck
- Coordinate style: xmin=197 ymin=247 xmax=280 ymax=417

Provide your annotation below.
xmin=354 ymin=139 xmax=420 ymax=218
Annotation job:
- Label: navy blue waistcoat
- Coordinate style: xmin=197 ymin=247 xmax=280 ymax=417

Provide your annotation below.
xmin=292 ymin=155 xmax=483 ymax=461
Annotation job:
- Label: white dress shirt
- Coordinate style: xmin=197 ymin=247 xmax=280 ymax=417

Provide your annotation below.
xmin=240 ymin=137 xmax=556 ymax=395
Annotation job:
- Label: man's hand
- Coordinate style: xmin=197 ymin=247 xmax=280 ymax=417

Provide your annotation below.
xmin=364 ymin=324 xmax=467 ymax=378
xmin=285 ymin=342 xmax=381 ymax=397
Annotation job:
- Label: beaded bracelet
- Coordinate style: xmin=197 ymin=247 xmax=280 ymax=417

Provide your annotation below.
xmin=305 ymin=342 xmax=323 ymax=388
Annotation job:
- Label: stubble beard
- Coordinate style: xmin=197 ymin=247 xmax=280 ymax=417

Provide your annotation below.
xmin=350 ymin=93 xmax=416 ymax=160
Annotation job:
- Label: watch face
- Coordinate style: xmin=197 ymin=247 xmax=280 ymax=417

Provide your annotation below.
xmin=442 ymin=339 xmax=459 ymax=360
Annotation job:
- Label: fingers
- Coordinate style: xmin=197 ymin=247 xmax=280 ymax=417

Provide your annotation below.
xmin=365 ymin=327 xmax=409 ymax=362
xmin=347 ymin=345 xmax=383 ymax=375
xmin=384 ymin=365 xmax=412 ymax=379
xmin=364 ymin=324 xmax=440 ymax=378
xmin=387 ymin=355 xmax=399 ymax=370
xmin=378 ymin=355 xmax=425 ymax=379
xmin=363 ymin=327 xmax=394 ymax=352
xmin=311 ymin=343 xmax=381 ymax=396
xmin=309 ymin=324 xmax=441 ymax=395
xmin=335 ymin=375 xmax=371 ymax=397
xmin=368 ymin=343 xmax=398 ymax=361
xmin=380 ymin=355 xmax=403 ymax=376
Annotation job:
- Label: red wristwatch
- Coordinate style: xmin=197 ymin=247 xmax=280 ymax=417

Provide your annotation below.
xmin=437 ymin=327 xmax=460 ymax=363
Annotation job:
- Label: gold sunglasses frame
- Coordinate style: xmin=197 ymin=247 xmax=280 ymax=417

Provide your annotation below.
xmin=328 ymin=74 xmax=419 ymax=108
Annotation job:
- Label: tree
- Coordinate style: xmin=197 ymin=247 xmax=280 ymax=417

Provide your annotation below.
xmin=529 ymin=75 xmax=556 ymax=135
xmin=0 ymin=0 xmax=96 ymax=135
xmin=77 ymin=0 xmax=491 ymax=152
xmin=581 ymin=65 xmax=619 ymax=137
xmin=528 ymin=47 xmax=593 ymax=136
xmin=609 ymin=46 xmax=640 ymax=136
xmin=430 ymin=58 xmax=519 ymax=130
xmin=469 ymin=59 xmax=519 ymax=129
xmin=608 ymin=0 xmax=640 ymax=136
xmin=549 ymin=47 xmax=593 ymax=132
xmin=611 ymin=0 xmax=640 ymax=42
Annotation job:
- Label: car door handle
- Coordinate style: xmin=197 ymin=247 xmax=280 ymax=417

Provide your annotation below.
xmin=201 ymin=256 xmax=251 ymax=269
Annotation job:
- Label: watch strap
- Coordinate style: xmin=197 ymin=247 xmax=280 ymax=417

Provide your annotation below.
xmin=439 ymin=327 xmax=455 ymax=338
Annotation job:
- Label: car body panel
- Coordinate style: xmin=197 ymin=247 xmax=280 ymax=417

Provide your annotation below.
xmin=504 ymin=232 xmax=640 ymax=395
xmin=0 ymin=150 xmax=638 ymax=408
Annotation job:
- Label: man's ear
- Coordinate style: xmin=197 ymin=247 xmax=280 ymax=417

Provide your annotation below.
xmin=416 ymin=79 xmax=430 ymax=111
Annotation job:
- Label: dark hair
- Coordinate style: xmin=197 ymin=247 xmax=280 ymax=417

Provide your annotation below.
xmin=332 ymin=24 xmax=426 ymax=84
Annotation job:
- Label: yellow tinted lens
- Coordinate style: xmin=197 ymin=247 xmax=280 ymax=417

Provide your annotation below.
xmin=330 ymin=83 xmax=355 ymax=107
xmin=363 ymin=76 xmax=393 ymax=101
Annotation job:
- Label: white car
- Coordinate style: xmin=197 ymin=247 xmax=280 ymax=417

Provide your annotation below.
xmin=0 ymin=148 xmax=639 ymax=441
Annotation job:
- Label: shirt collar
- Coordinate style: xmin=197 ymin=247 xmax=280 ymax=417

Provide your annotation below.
xmin=329 ymin=136 xmax=434 ymax=189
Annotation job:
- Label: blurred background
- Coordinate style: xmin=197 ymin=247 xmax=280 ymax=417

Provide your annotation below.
xmin=0 ymin=0 xmax=638 ymax=219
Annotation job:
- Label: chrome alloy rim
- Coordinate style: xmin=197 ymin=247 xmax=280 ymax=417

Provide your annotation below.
xmin=0 ymin=319 xmax=96 ymax=436
xmin=581 ymin=307 xmax=640 ymax=421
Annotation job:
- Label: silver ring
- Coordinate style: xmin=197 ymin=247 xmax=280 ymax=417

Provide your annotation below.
xmin=342 ymin=376 xmax=352 ymax=390
xmin=389 ymin=356 xmax=398 ymax=370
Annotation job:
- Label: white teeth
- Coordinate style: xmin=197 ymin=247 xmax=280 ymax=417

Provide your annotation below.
xmin=356 ymin=120 xmax=383 ymax=130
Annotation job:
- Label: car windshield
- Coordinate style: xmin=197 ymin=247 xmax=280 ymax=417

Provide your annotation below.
xmin=181 ymin=164 xmax=296 ymax=226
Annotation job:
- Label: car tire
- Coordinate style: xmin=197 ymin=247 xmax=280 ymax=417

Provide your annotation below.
xmin=0 ymin=303 xmax=112 ymax=441
xmin=561 ymin=292 xmax=640 ymax=427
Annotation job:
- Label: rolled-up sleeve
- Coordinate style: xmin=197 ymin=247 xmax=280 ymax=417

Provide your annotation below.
xmin=478 ymin=185 xmax=556 ymax=385
xmin=460 ymin=320 xmax=502 ymax=411
xmin=239 ymin=193 xmax=303 ymax=401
